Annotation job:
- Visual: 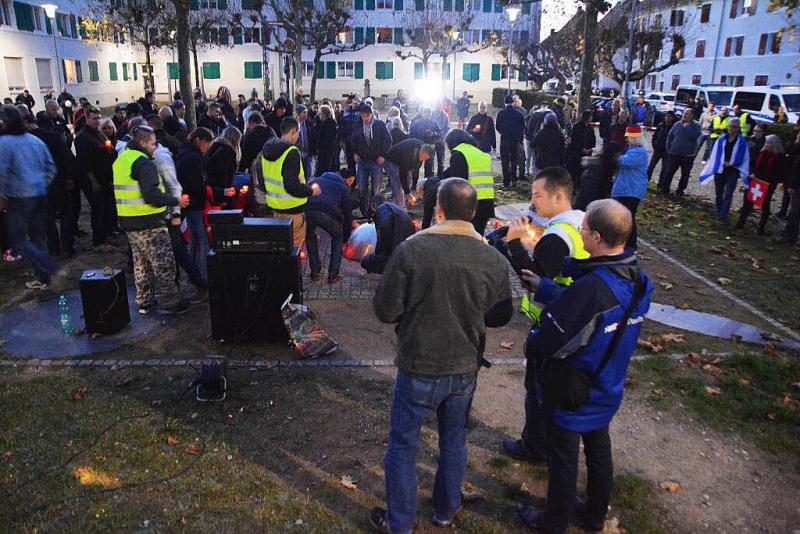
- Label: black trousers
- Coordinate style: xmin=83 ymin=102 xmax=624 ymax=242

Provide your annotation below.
xmin=46 ymin=186 xmax=75 ymax=255
xmin=657 ymin=154 xmax=694 ymax=195
xmin=614 ymin=196 xmax=640 ymax=249
xmin=782 ymin=189 xmax=800 ymax=242
xmin=423 ymin=142 xmax=446 ymax=178
xmin=500 ymin=142 xmax=518 ymax=187
xmin=83 ymin=183 xmax=115 ymax=246
xmin=472 ymin=216 xmax=489 ymax=237
xmin=167 ymin=222 xmax=207 ymax=289
xmin=516 ymin=141 xmax=526 ymax=179
xmin=736 ymin=183 xmax=776 ymax=233
xmin=542 ymin=418 xmax=613 ymax=534
xmin=647 ymin=149 xmax=665 ymax=181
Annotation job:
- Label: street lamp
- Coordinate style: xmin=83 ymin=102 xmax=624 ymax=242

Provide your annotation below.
xmin=169 ymin=30 xmax=176 ymax=101
xmin=505 ymin=5 xmax=521 ymax=93
xmin=42 ymin=4 xmax=61 ymax=88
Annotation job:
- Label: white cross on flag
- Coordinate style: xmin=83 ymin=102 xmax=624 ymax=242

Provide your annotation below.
xmin=746 ymin=178 xmax=769 ymax=209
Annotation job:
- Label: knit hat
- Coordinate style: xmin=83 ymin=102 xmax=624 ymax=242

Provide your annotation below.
xmin=625 ymin=126 xmax=643 ymax=138
xmin=544 ymin=112 xmax=558 ymax=124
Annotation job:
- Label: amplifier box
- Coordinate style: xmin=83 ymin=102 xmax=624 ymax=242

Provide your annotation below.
xmin=208 ymin=209 xmax=244 ymax=225
xmin=207 ymin=248 xmax=302 ymax=342
xmin=79 ymin=269 xmax=131 ymax=335
xmin=212 ymin=217 xmax=293 ymax=255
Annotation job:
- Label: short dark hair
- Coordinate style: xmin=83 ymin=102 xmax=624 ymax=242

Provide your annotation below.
xmin=86 ymin=105 xmax=102 ymax=116
xmin=248 ymin=111 xmax=264 ymax=124
xmin=585 ymin=199 xmax=632 ymax=247
xmin=370 ymin=193 xmax=386 ymax=208
xmin=188 ymin=127 xmax=214 ymax=144
xmin=340 ymin=167 xmax=355 ymax=179
xmin=280 ymin=117 xmax=299 ymax=135
xmin=132 ymin=125 xmax=156 ymax=145
xmin=534 ymin=166 xmax=574 ymax=198
xmin=207 ymin=102 xmax=220 ymax=111
xmin=1 ymin=105 xmax=26 ymax=135
xmin=436 ymin=177 xmax=477 ymax=222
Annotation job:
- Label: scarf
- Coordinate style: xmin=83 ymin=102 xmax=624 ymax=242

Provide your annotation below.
xmin=699 ymin=134 xmax=749 ymax=185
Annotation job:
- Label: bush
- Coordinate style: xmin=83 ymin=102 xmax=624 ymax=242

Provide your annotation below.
xmin=763 ymin=122 xmax=799 ymax=149
xmin=491 ymin=88 xmax=558 ymax=110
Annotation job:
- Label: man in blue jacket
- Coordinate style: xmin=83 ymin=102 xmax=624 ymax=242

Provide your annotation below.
xmin=516 ymin=199 xmax=653 ymax=534
xmin=306 ymin=169 xmax=356 ymax=283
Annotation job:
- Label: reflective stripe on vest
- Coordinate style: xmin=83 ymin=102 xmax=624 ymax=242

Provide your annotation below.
xmin=262 ymin=145 xmax=307 ymax=210
xmin=520 ymin=221 xmax=589 ymax=322
xmin=739 ymin=112 xmax=750 ymax=136
xmin=112 ymin=148 xmax=166 ymax=218
xmin=452 ymin=143 xmax=494 ymax=200
xmin=711 ymin=116 xmax=730 ymax=139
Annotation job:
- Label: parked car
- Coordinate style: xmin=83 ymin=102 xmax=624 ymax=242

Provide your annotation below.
xmin=643 ymin=92 xmax=675 ymax=113
xmin=674 ymin=85 xmax=735 ymax=117
xmin=730 ymin=85 xmax=800 ymax=124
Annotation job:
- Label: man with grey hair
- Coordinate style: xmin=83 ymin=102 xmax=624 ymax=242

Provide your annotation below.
xmin=369 ymin=177 xmax=513 ymax=533
xmin=516 ymin=198 xmax=653 ymax=534
xmin=36 ymin=98 xmax=73 ymax=148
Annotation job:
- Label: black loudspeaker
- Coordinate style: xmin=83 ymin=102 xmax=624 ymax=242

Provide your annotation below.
xmin=79 ymin=269 xmax=131 ymax=335
xmin=207 ymin=248 xmax=302 ymax=342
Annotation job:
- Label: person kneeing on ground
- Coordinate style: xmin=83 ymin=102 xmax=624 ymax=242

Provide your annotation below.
xmin=369 ymin=178 xmax=513 ymax=533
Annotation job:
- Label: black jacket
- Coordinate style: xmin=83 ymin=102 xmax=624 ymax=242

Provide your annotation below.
xmin=163 ymin=115 xmax=186 ymax=142
xmin=390 ymin=127 xmax=408 ymax=145
xmin=533 ymin=124 xmax=566 ymax=169
xmin=35 ymin=111 xmax=73 ymax=147
xmin=155 ymin=129 xmax=180 ymax=158
xmin=408 ymin=116 xmax=441 ymax=144
xmin=117 ymin=141 xmax=179 ymax=232
xmin=259 ymin=138 xmax=314 ymax=214
xmin=176 ymin=142 xmax=207 ymax=212
xmin=495 ymin=105 xmax=525 ymax=144
xmin=566 ymin=120 xmax=596 ymax=160
xmin=314 ymin=117 xmax=339 ymax=174
xmin=204 ymin=141 xmax=237 ymax=204
xmin=240 ymin=124 xmax=277 ymax=172
xmin=651 ymin=121 xmax=672 ymax=153
xmin=466 ymin=113 xmax=496 ymax=152
xmin=387 ymin=138 xmax=423 ymax=176
xmin=75 ymin=127 xmax=117 ymax=186
xmin=264 ymin=110 xmax=288 ymax=137
xmin=197 ymin=114 xmax=228 ymax=137
xmin=30 ymin=126 xmax=76 ymax=193
xmin=786 ymin=142 xmax=800 ymax=190
xmin=351 ymin=118 xmax=392 ymax=163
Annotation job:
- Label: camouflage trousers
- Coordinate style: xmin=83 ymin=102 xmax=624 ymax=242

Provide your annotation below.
xmin=127 ymin=226 xmax=180 ymax=309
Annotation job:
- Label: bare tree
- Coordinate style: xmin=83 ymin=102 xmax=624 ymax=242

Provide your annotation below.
xmin=518 ymin=10 xmax=582 ymax=91
xmin=169 ymin=0 xmax=196 ymax=129
xmin=578 ymin=0 xmax=610 ymax=111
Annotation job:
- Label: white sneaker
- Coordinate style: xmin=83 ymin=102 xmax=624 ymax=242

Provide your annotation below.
xmin=25 ymin=280 xmax=49 ymax=290
xmin=3 ymin=250 xmax=22 ymax=262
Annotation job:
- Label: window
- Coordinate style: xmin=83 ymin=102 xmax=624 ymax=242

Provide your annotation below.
xmin=88 ymin=60 xmax=99 ymax=82
xmin=31 ymin=5 xmax=43 ymax=31
xmin=730 ymin=0 xmax=739 ymax=17
xmin=244 ymin=27 xmax=260 ymax=44
xmin=700 ymin=3 xmax=711 ymax=22
xmin=377 ymin=27 xmax=392 ymax=43
xmin=337 ymin=61 xmax=354 ymax=79
xmin=109 ymin=62 xmax=118 ymax=81
xmin=0 ymin=1 xmax=10 ymax=26
xmin=302 ymin=61 xmax=315 ymax=79
xmin=491 ymin=64 xmax=510 ymax=80
xmin=653 ymin=13 xmax=662 ymax=27
xmin=376 ymin=0 xmax=393 ymax=8
xmin=720 ymin=75 xmax=744 ymax=87
xmin=35 ymin=58 xmax=53 ymax=92
xmin=62 ymin=59 xmax=78 ymax=83
xmin=733 ymin=91 xmax=765 ymax=110
xmin=768 ymin=94 xmax=781 ymax=111
xmin=4 ymin=56 xmax=24 ymax=91
xmin=414 ymin=62 xmax=423 ymax=79
xmin=734 ymin=36 xmax=744 ymax=55
xmin=56 ymin=13 xmax=68 ymax=36
xmin=758 ymin=32 xmax=780 ymax=54
xmin=724 ymin=38 xmax=732 ymax=56
xmin=754 ymin=75 xmax=769 ymax=86
xmin=375 ymin=61 xmax=393 ymax=79
xmin=743 ymin=0 xmax=758 ymax=15
xmin=199 ymin=0 xmax=225 ymax=7
xmin=203 ymin=62 xmax=221 ymax=79
xmin=647 ymin=74 xmax=656 ymax=90
xmin=462 ymin=62 xmax=479 ymax=82
xmin=463 ymin=29 xmax=480 ymax=44
xmin=692 ymin=74 xmax=702 ymax=85
xmin=669 ymin=9 xmax=684 ymax=26
xmin=338 ymin=27 xmax=354 ymax=44
xmin=671 ymin=74 xmax=680 ymax=90
xmin=695 ymin=39 xmax=705 ymax=58
xmin=13 ymin=1 xmax=34 ymax=31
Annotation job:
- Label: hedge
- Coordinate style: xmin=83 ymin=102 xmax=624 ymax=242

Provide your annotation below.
xmin=763 ymin=123 xmax=799 ymax=150
xmin=491 ymin=88 xmax=559 ymax=110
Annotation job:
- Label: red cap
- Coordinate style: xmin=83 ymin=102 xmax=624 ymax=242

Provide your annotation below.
xmin=625 ymin=126 xmax=643 ymax=138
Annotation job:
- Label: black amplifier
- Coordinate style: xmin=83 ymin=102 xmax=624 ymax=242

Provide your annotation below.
xmin=79 ymin=269 xmax=131 ymax=335
xmin=208 ymin=209 xmax=244 ymax=225
xmin=212 ymin=217 xmax=293 ymax=255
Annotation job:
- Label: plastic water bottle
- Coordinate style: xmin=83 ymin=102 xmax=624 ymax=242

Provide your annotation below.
xmin=58 ymin=294 xmax=74 ymax=337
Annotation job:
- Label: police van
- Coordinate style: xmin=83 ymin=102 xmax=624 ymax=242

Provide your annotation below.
xmin=674 ymin=85 xmax=735 ymax=116
xmin=729 ymin=85 xmax=800 ymax=124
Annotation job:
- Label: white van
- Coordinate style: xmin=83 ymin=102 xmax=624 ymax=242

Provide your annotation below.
xmin=730 ymin=85 xmax=800 ymax=124
xmin=674 ymin=85 xmax=735 ymax=115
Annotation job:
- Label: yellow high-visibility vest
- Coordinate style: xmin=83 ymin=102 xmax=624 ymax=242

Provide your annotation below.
xmin=262 ymin=145 xmax=307 ymax=211
xmin=112 ymin=148 xmax=165 ymax=218
xmin=711 ymin=115 xmax=730 ymax=139
xmin=452 ymin=143 xmax=494 ymax=201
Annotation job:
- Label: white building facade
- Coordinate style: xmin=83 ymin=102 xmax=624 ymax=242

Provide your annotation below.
xmin=0 ymin=0 xmax=540 ymax=108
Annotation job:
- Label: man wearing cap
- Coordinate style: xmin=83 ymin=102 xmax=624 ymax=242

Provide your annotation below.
xmin=657 ymin=108 xmax=701 ymax=196
xmin=612 ymin=126 xmax=649 ymax=249
xmin=496 ymin=94 xmax=526 ymax=187
xmin=352 ymin=103 xmax=392 ymax=217
xmin=112 ymin=105 xmax=128 ymax=137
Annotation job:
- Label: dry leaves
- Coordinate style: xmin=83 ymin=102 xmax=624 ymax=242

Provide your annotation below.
xmin=716 ymin=277 xmax=733 ymax=286
xmin=167 ymin=435 xmax=180 ymax=446
xmin=766 ymin=413 xmax=777 ymax=421
xmin=659 ymin=481 xmax=681 ymax=493
xmin=660 ymin=333 xmax=685 ymax=344
xmin=185 ymin=443 xmax=201 ymax=455
xmin=704 ymin=386 xmax=721 ymax=396
xmin=637 ymin=339 xmax=665 ymax=353
xmin=340 ymin=475 xmax=358 ymax=490
xmin=659 ymin=282 xmax=674 ymax=291
xmin=739 ymin=378 xmax=750 ymax=386
xmin=500 ymin=341 xmax=514 ymax=350
xmin=702 ymin=364 xmax=722 ymax=373
xmin=71 ymin=386 xmax=88 ymax=401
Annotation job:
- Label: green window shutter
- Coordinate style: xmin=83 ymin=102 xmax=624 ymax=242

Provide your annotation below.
xmin=13 ymin=2 xmax=33 ymax=31
xmin=518 ymin=66 xmax=527 ymax=81
xmin=218 ymin=27 xmax=228 ymax=44
xmin=190 ymin=0 xmax=199 ymax=9
xmin=522 ymin=2 xmax=530 ymax=14
xmin=455 ymin=0 xmax=464 ymax=10
xmin=355 ymin=27 xmax=364 ymax=44
xmin=482 ymin=0 xmax=491 ymax=12
xmin=443 ymin=0 xmax=452 ymax=10
xmin=89 ymin=61 xmax=99 ymax=82
xmin=444 ymin=63 xmax=450 ymax=80
xmin=244 ymin=61 xmax=262 ymax=79
xmin=109 ymin=62 xmax=118 ymax=81
xmin=78 ymin=17 xmax=86 ymax=38
xmin=233 ymin=27 xmax=243 ymax=44
xmin=241 ymin=0 xmax=258 ymax=7
xmin=395 ymin=0 xmax=403 ymax=9
xmin=376 ymin=61 xmax=393 ymax=79
xmin=168 ymin=62 xmax=179 ymax=80
xmin=75 ymin=61 xmax=82 ymax=83
xmin=494 ymin=0 xmax=502 ymax=12
xmin=414 ymin=62 xmax=423 ymax=79
xmin=316 ymin=61 xmax=325 ymax=79
xmin=326 ymin=61 xmax=336 ymax=79
xmin=462 ymin=63 xmax=479 ymax=82
xmin=219 ymin=0 xmax=228 ymax=7
xmin=366 ymin=27 xmax=375 ymax=44
xmin=70 ymin=15 xmax=78 ymax=38
xmin=203 ymin=62 xmax=221 ymax=79
xmin=386 ymin=62 xmax=393 ymax=79
xmin=376 ymin=62 xmax=384 ymax=79
xmin=491 ymin=64 xmax=500 ymax=81
xmin=354 ymin=61 xmax=364 ymax=79
xmin=62 ymin=60 xmax=67 ymax=83
xmin=45 ymin=16 xmax=52 ymax=34
xmin=122 ymin=62 xmax=129 ymax=81
xmin=366 ymin=0 xmax=375 ymax=9
xmin=355 ymin=0 xmax=363 ymax=9
xmin=133 ymin=63 xmax=138 ymax=80
xmin=481 ymin=29 xmax=491 ymax=42
xmin=415 ymin=0 xmax=424 ymax=10
xmin=394 ymin=27 xmax=403 ymax=44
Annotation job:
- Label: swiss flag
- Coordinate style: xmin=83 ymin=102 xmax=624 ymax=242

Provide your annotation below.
xmin=746 ymin=178 xmax=769 ymax=209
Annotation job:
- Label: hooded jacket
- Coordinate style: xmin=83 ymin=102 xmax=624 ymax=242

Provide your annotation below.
xmin=252 ymin=137 xmax=314 ymax=214
xmin=466 ymin=113 xmax=496 ymax=152
xmin=526 ymin=250 xmax=654 ymax=432
xmin=176 ymin=142 xmax=207 ymax=212
xmin=307 ymin=172 xmax=353 ymax=238
xmin=204 ymin=141 xmax=237 ymax=205
xmin=533 ymin=123 xmax=566 ymax=168
xmin=240 ymin=124 xmax=277 ymax=172
xmin=612 ymin=146 xmax=649 ymax=199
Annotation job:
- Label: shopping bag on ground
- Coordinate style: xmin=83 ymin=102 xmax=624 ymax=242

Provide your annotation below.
xmin=281 ymin=295 xmax=338 ymax=358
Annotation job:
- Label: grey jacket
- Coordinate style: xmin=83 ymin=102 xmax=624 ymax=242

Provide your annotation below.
xmin=667 ymin=120 xmax=702 ymax=156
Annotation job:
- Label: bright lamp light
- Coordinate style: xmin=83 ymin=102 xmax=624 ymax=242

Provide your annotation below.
xmin=451 ymin=30 xmax=460 ymax=40
xmin=505 ymin=5 xmax=521 ymax=22
xmin=413 ymin=77 xmax=443 ymax=104
xmin=42 ymin=3 xmax=58 ymax=19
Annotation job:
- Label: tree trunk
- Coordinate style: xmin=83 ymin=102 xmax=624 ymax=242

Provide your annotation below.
xmin=173 ymin=0 xmax=196 ymax=130
xmin=261 ymin=41 xmax=271 ymax=101
xmin=294 ymin=51 xmax=303 ymax=96
xmin=310 ymin=50 xmax=322 ymax=101
xmin=578 ymin=1 xmax=599 ymax=112
xmin=144 ymin=44 xmax=155 ymax=94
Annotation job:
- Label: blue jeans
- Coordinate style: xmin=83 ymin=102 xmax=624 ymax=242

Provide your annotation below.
xmin=7 ymin=196 xmax=57 ymax=284
xmin=305 ymin=210 xmax=343 ymax=278
xmin=383 ymin=161 xmax=406 ymax=209
xmin=301 ymin=155 xmax=313 ymax=179
xmin=714 ymin=169 xmax=739 ymax=220
xmin=184 ymin=211 xmax=209 ymax=282
xmin=356 ymin=161 xmax=383 ymax=217
xmin=384 ymin=370 xmax=477 ymax=534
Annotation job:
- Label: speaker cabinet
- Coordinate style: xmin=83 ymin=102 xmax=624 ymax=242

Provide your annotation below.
xmin=79 ymin=269 xmax=131 ymax=335
xmin=207 ymin=248 xmax=302 ymax=342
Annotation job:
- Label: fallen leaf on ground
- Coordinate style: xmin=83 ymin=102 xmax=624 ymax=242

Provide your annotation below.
xmin=340 ymin=475 xmax=358 ymax=490
xmin=679 ymin=303 xmax=691 ymax=309
xmin=694 ymin=289 xmax=707 ymax=295
xmin=739 ymin=378 xmax=750 ymax=386
xmin=500 ymin=341 xmax=514 ymax=350
xmin=767 ymin=413 xmax=777 ymax=421
xmin=71 ymin=386 xmax=88 ymax=401
xmin=660 ymin=333 xmax=685 ymax=343
xmin=763 ymin=343 xmax=777 ymax=357
xmin=655 ymin=273 xmax=670 ymax=280
xmin=687 ymin=353 xmax=701 ymax=364
xmin=637 ymin=339 xmax=665 ymax=353
xmin=167 ymin=435 xmax=180 ymax=446
xmin=751 ymin=258 xmax=765 ymax=271
xmin=704 ymin=386 xmax=721 ymax=396
xmin=652 ymin=388 xmax=666 ymax=396
xmin=702 ymin=364 xmax=722 ymax=373
xmin=185 ymin=443 xmax=201 ymax=455
xmin=659 ymin=481 xmax=681 ymax=493
xmin=659 ymin=282 xmax=674 ymax=291
xmin=778 ymin=394 xmax=797 ymax=410
xmin=717 ymin=277 xmax=733 ymax=286
xmin=709 ymin=245 xmax=725 ymax=254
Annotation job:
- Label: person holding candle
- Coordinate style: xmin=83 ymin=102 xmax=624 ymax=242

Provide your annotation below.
xmin=466 ymin=100 xmax=496 ymax=154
